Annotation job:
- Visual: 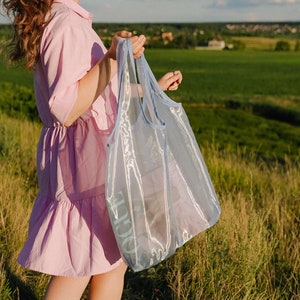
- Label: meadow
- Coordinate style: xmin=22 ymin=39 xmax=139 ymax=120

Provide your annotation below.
xmin=0 ymin=48 xmax=299 ymax=299
xmin=230 ymin=36 xmax=299 ymax=51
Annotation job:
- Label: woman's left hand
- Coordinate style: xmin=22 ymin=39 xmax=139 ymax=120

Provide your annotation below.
xmin=108 ymin=31 xmax=146 ymax=60
xmin=158 ymin=70 xmax=183 ymax=91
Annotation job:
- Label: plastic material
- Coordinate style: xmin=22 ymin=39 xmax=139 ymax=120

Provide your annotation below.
xmin=105 ymin=39 xmax=221 ymax=272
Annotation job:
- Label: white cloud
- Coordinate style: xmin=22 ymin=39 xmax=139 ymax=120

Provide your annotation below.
xmin=1 ymin=0 xmax=300 ymax=23
xmin=268 ymin=0 xmax=300 ymax=3
xmin=208 ymin=0 xmax=300 ymax=7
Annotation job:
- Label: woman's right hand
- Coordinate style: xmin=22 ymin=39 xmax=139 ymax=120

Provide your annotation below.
xmin=108 ymin=31 xmax=146 ymax=60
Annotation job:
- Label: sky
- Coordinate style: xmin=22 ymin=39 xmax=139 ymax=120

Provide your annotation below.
xmin=1 ymin=0 xmax=300 ymax=23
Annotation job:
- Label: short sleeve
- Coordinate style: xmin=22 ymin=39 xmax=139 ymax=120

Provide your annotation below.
xmin=40 ymin=17 xmax=91 ymax=124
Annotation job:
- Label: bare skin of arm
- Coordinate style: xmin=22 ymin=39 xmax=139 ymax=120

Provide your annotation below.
xmin=64 ymin=31 xmax=183 ymax=127
xmin=64 ymin=31 xmax=145 ymax=126
xmin=63 ymin=51 xmax=113 ymax=127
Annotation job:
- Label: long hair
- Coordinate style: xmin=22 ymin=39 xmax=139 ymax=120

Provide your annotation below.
xmin=2 ymin=0 xmax=54 ymax=69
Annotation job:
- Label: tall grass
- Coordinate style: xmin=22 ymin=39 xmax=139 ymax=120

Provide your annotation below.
xmin=164 ymin=145 xmax=299 ymax=299
xmin=0 ymin=113 xmax=299 ymax=299
xmin=0 ymin=113 xmax=49 ymax=299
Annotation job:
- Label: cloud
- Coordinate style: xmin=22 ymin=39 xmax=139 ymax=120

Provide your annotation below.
xmin=81 ymin=0 xmax=300 ymax=23
xmin=1 ymin=0 xmax=299 ymax=23
xmin=206 ymin=0 xmax=300 ymax=7
xmin=198 ymin=0 xmax=300 ymax=22
xmin=269 ymin=0 xmax=300 ymax=3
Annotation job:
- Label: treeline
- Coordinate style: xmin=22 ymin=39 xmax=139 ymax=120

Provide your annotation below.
xmin=1 ymin=22 xmax=300 ymax=50
xmin=93 ymin=22 xmax=300 ymax=49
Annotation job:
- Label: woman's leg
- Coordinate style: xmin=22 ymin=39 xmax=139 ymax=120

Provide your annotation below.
xmin=88 ymin=262 xmax=127 ymax=300
xmin=44 ymin=275 xmax=91 ymax=300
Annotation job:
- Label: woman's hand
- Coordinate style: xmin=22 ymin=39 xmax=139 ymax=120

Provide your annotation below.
xmin=131 ymin=35 xmax=146 ymax=58
xmin=158 ymin=70 xmax=183 ymax=91
xmin=108 ymin=31 xmax=146 ymax=60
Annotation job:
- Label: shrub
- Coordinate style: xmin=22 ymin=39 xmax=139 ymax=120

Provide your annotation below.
xmin=295 ymin=40 xmax=300 ymax=52
xmin=274 ymin=40 xmax=290 ymax=51
xmin=230 ymin=39 xmax=246 ymax=50
xmin=0 ymin=82 xmax=38 ymax=121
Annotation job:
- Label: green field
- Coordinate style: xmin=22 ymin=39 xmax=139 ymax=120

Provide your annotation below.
xmin=147 ymin=50 xmax=300 ymax=161
xmin=147 ymin=49 xmax=300 ymax=101
xmin=2 ymin=49 xmax=300 ymax=161
xmin=0 ymin=49 xmax=299 ymax=299
xmin=3 ymin=49 xmax=300 ymax=100
xmin=231 ymin=36 xmax=299 ymax=51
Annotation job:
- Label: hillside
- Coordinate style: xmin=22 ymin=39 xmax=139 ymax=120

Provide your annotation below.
xmin=0 ymin=25 xmax=299 ymax=299
xmin=0 ymin=112 xmax=298 ymax=299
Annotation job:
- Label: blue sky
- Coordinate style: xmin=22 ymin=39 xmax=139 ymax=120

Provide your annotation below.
xmin=1 ymin=0 xmax=300 ymax=23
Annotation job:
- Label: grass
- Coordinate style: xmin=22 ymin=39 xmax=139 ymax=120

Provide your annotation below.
xmin=146 ymin=49 xmax=300 ymax=104
xmin=0 ymin=59 xmax=33 ymax=88
xmin=0 ymin=114 xmax=48 ymax=300
xmin=124 ymin=141 xmax=299 ymax=300
xmin=185 ymin=106 xmax=300 ymax=162
xmin=0 ymin=48 xmax=299 ymax=299
xmin=0 ymin=113 xmax=299 ymax=299
xmin=2 ymin=49 xmax=300 ymax=162
xmin=2 ymin=49 xmax=300 ymax=101
xmin=230 ymin=36 xmax=299 ymax=51
xmin=146 ymin=49 xmax=300 ymax=162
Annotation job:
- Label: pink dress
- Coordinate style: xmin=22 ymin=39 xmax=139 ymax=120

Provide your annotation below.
xmin=17 ymin=0 xmax=123 ymax=276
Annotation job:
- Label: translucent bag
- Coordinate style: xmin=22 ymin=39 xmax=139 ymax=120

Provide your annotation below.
xmin=105 ymin=39 xmax=221 ymax=272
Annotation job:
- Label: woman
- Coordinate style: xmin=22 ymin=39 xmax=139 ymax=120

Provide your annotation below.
xmin=2 ymin=0 xmax=182 ymax=298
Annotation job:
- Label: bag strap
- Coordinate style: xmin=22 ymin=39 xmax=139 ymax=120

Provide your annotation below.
xmin=136 ymin=55 xmax=181 ymax=125
xmin=136 ymin=55 xmax=165 ymax=126
xmin=107 ymin=38 xmax=141 ymax=146
xmin=107 ymin=39 xmax=161 ymax=146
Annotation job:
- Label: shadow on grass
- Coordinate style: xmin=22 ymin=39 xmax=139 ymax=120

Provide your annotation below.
xmin=3 ymin=263 xmax=38 ymax=300
xmin=122 ymin=265 xmax=173 ymax=300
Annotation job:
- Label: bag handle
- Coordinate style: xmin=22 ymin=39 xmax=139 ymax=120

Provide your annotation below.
xmin=135 ymin=54 xmax=182 ymax=127
xmin=108 ymin=38 xmax=149 ymax=146
xmin=107 ymin=39 xmax=162 ymax=147
xmin=135 ymin=55 xmax=164 ymax=126
xmin=117 ymin=39 xmax=163 ymax=128
xmin=107 ymin=38 xmax=129 ymax=146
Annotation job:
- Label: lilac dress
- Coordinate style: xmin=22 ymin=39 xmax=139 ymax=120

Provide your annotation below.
xmin=17 ymin=0 xmax=123 ymax=276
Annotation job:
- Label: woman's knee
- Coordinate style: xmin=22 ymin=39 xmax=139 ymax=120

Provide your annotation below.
xmin=88 ymin=262 xmax=128 ymax=300
xmin=44 ymin=275 xmax=91 ymax=300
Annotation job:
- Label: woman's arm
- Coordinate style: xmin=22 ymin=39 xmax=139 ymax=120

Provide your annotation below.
xmin=64 ymin=31 xmax=146 ymax=126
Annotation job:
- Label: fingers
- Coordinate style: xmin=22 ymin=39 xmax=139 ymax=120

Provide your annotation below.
xmin=166 ymin=71 xmax=183 ymax=91
xmin=168 ymin=81 xmax=180 ymax=91
xmin=116 ymin=30 xmax=132 ymax=38
xmin=173 ymin=70 xmax=183 ymax=84
xmin=114 ymin=31 xmax=146 ymax=58
xmin=158 ymin=70 xmax=183 ymax=91
xmin=131 ymin=35 xmax=146 ymax=58
xmin=165 ymin=71 xmax=182 ymax=82
xmin=109 ymin=31 xmax=144 ymax=60
xmin=112 ymin=31 xmax=182 ymax=91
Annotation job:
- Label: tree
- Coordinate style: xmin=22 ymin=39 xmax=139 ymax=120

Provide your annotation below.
xmin=230 ymin=39 xmax=246 ymax=50
xmin=275 ymin=40 xmax=290 ymax=51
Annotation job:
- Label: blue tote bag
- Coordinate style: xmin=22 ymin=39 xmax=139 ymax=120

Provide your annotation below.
xmin=105 ymin=39 xmax=221 ymax=272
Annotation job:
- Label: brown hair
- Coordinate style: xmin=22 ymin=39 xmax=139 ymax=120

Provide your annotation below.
xmin=2 ymin=0 xmax=54 ymax=69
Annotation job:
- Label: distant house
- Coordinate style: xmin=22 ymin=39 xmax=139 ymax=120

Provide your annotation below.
xmin=196 ymin=38 xmax=225 ymax=51
xmin=208 ymin=38 xmax=225 ymax=50
xmin=161 ymin=32 xmax=174 ymax=45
